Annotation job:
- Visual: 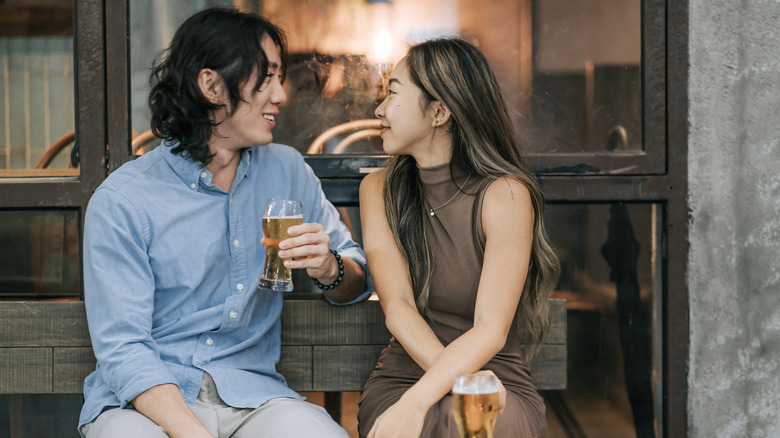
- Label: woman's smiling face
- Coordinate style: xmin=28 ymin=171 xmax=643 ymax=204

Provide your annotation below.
xmin=374 ymin=57 xmax=438 ymax=158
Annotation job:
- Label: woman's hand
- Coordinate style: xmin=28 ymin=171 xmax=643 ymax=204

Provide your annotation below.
xmin=367 ymin=398 xmax=428 ymax=438
xmin=473 ymin=370 xmax=507 ymax=413
xmin=264 ymin=222 xmax=339 ymax=284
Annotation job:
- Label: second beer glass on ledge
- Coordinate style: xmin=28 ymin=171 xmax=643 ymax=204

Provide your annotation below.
xmin=259 ymin=198 xmax=303 ymax=292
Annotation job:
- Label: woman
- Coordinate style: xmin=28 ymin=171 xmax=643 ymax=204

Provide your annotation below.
xmin=357 ymin=38 xmax=560 ymax=438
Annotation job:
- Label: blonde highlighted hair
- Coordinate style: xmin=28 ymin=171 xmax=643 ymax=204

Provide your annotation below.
xmin=382 ymin=38 xmax=560 ymax=360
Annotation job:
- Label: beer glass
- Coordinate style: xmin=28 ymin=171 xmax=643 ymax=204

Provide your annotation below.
xmin=259 ymin=198 xmax=303 ymax=292
xmin=452 ymin=373 xmax=500 ymax=438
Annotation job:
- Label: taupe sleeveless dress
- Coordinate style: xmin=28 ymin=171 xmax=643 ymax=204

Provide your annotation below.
xmin=357 ymin=164 xmax=547 ymax=438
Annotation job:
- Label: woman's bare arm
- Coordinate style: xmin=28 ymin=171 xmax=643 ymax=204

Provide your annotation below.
xmin=359 ymin=170 xmax=445 ymax=370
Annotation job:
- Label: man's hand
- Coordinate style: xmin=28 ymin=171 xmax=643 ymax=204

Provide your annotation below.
xmin=261 ymin=222 xmax=367 ymax=303
xmin=275 ymin=223 xmax=339 ymax=284
xmin=131 ymin=384 xmax=213 ymax=438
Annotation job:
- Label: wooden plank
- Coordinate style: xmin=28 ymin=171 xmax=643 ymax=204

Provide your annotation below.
xmin=309 ymin=344 xmax=566 ymax=392
xmin=530 ymin=345 xmax=567 ymax=390
xmin=0 ymin=347 xmax=52 ymax=393
xmin=0 ymin=298 xmax=567 ymax=393
xmin=547 ymin=299 xmax=567 ymax=345
xmin=517 ymin=299 xmax=567 ymax=345
xmin=0 ymin=4 xmax=74 ymax=37
xmin=0 ymin=301 xmax=90 ymax=347
xmin=54 ymin=347 xmax=95 ymax=393
xmin=51 ymin=308 xmax=92 ymax=346
xmin=312 ymin=345 xmax=386 ymax=392
xmin=281 ymin=300 xmax=390 ymax=345
xmin=277 ymin=345 xmax=313 ymax=392
xmin=281 ymin=299 xmax=565 ymax=346
xmin=0 ymin=299 xmax=563 ymax=346
xmin=0 ymin=168 xmax=80 ymax=178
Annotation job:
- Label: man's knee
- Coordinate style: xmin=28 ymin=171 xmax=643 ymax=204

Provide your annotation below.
xmin=82 ymin=408 xmax=168 ymax=438
xmin=237 ymin=398 xmax=348 ymax=438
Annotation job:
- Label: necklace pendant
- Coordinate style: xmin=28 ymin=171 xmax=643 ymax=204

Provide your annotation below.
xmin=426 ymin=173 xmax=471 ymax=218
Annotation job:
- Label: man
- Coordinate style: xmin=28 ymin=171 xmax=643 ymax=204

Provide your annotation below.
xmin=78 ymin=8 xmax=369 ymax=437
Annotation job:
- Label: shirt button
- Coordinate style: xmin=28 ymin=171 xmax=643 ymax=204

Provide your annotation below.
xmin=206 ymin=338 xmax=213 ymax=346
xmin=230 ymin=311 xmax=238 ymax=319
xmin=233 ymin=239 xmax=240 ymax=247
xmin=190 ymin=183 xmax=196 ymax=189
xmin=200 ymin=171 xmax=207 ymax=178
xmin=236 ymin=283 xmax=244 ymax=291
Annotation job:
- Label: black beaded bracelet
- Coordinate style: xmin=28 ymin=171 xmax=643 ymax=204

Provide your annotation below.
xmin=312 ymin=249 xmax=344 ymax=290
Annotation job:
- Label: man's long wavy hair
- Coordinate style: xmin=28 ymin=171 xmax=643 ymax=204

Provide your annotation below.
xmin=383 ymin=38 xmax=560 ymax=360
xmin=149 ymin=8 xmax=287 ymax=165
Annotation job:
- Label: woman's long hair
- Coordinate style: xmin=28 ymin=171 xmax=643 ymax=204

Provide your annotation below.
xmin=148 ymin=8 xmax=287 ymax=165
xmin=383 ymin=38 xmax=560 ymax=360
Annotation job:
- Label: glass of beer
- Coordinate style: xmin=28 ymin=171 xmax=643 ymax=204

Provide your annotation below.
xmin=452 ymin=373 xmax=500 ymax=438
xmin=259 ymin=198 xmax=303 ymax=292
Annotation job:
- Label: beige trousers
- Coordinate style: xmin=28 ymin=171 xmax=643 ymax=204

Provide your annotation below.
xmin=82 ymin=373 xmax=348 ymax=438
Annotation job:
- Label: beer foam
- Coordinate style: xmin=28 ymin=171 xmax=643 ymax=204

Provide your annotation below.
xmin=263 ymin=215 xmax=304 ymax=219
xmin=452 ymin=374 xmax=499 ymax=394
xmin=453 ymin=384 xmax=498 ymax=394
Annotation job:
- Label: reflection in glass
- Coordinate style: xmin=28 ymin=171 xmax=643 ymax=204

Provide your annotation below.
xmin=129 ymin=0 xmax=208 ymax=154
xmin=0 ymin=209 xmax=80 ymax=298
xmin=0 ymin=32 xmax=76 ymax=174
xmin=530 ymin=1 xmax=642 ymax=153
xmin=128 ymin=1 xmax=641 ymax=159
xmin=266 ymin=0 xmax=463 ymax=155
xmin=545 ymin=203 xmax=662 ymax=437
xmin=264 ymin=0 xmax=641 ymax=156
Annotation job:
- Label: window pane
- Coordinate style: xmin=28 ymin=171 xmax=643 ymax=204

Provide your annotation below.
xmin=129 ymin=0 xmax=204 ymax=155
xmin=260 ymin=0 xmax=641 ymax=157
xmin=0 ymin=1 xmax=77 ymax=177
xmin=546 ymin=202 xmax=662 ymax=437
xmin=127 ymin=1 xmax=641 ymax=160
xmin=0 ymin=209 xmax=80 ymax=298
xmin=531 ymin=1 xmax=642 ymax=153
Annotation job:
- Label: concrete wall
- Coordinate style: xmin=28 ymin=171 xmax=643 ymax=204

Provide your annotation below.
xmin=688 ymin=1 xmax=780 ymax=436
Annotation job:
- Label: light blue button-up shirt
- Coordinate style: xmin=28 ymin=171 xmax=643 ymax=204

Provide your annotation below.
xmin=78 ymin=142 xmax=370 ymax=430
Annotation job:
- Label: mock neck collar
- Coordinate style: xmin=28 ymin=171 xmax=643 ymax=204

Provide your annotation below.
xmin=418 ymin=162 xmax=469 ymax=185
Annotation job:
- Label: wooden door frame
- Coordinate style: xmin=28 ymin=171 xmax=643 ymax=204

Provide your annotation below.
xmin=0 ymin=0 xmax=689 ymax=435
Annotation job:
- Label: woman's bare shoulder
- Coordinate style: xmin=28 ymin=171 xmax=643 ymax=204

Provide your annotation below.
xmin=359 ymin=167 xmax=388 ymax=195
xmin=484 ymin=175 xmax=532 ymax=208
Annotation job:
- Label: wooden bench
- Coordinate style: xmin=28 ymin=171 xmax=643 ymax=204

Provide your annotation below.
xmin=0 ymin=298 xmax=565 ymax=427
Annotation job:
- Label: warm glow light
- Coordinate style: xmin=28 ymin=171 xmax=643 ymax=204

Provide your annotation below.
xmin=368 ymin=1 xmax=394 ymax=64
xmin=372 ymin=29 xmax=393 ymax=64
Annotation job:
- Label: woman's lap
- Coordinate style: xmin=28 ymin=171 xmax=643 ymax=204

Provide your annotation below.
xmin=358 ymin=382 xmax=546 ymax=438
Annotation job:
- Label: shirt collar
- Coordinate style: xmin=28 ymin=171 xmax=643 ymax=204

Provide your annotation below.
xmin=162 ymin=139 xmax=254 ymax=191
xmin=236 ymin=147 xmax=253 ymax=183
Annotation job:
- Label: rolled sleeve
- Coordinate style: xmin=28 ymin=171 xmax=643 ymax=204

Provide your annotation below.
xmin=84 ymin=187 xmax=179 ymax=405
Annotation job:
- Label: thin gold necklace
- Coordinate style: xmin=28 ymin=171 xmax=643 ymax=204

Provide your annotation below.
xmin=427 ymin=174 xmax=472 ymax=217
